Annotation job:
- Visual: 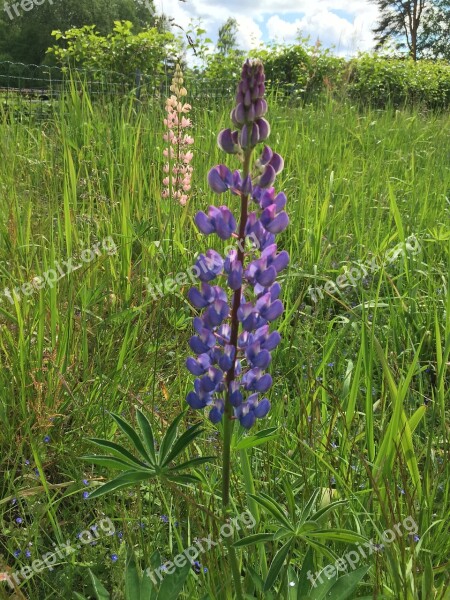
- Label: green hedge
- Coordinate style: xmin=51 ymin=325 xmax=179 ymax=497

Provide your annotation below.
xmin=346 ymin=55 xmax=450 ymax=109
xmin=200 ymin=45 xmax=450 ymax=109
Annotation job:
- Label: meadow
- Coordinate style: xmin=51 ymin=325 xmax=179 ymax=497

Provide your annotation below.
xmin=0 ymin=83 xmax=449 ymax=599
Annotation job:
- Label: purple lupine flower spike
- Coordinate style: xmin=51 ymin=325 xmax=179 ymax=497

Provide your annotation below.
xmin=186 ymin=59 xmax=289 ymax=429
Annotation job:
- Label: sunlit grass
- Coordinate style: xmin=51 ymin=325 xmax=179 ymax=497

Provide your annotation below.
xmin=0 ymin=88 xmax=449 ymax=598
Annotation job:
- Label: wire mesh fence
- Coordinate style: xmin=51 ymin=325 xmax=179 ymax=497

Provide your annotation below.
xmin=0 ymin=60 xmax=304 ymax=121
xmin=0 ymin=61 xmax=248 ymax=121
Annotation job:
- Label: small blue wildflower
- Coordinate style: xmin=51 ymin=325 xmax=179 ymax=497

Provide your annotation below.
xmin=412 ymin=534 xmax=420 ymax=542
xmin=15 ymin=517 xmax=23 ymax=524
xmin=327 ymin=362 xmax=334 ymax=367
xmin=203 ymin=567 xmax=208 ymax=573
xmin=25 ymin=549 xmax=31 ymax=558
xmin=11 ymin=498 xmax=17 ymax=505
xmin=117 ymin=531 xmax=123 ymax=539
xmin=160 ymin=515 xmax=169 ymax=523
xmin=43 ymin=436 xmax=50 ymax=443
xmin=13 ymin=549 xmax=21 ymax=557
xmin=34 ymin=469 xmax=40 ymax=477
xmin=193 ymin=560 xmax=202 ymax=573
xmin=111 ymin=554 xmax=118 ymax=562
xmin=82 ymin=479 xmax=89 ymax=486
xmin=83 ymin=491 xmax=89 ymax=499
xmin=25 ymin=459 xmax=30 ymax=465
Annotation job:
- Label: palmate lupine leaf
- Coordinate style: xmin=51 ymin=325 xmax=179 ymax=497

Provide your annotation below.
xmin=299 ymin=488 xmax=321 ymax=522
xmin=263 ymin=538 xmax=293 ymax=591
xmin=135 ymin=409 xmax=157 ymax=464
xmin=158 ymin=412 xmax=186 ymax=464
xmin=88 ymin=438 xmax=149 ymax=469
xmin=273 ymin=527 xmax=293 ymax=541
xmin=303 ymin=529 xmax=367 ymax=544
xmin=310 ymin=499 xmax=348 ymax=522
xmin=82 ymin=455 xmax=151 ymax=471
xmin=110 ymin=412 xmax=154 ymax=463
xmin=249 ymin=492 xmax=294 ymax=531
xmin=161 ymin=422 xmax=204 ymax=467
xmin=83 ymin=410 xmax=212 ymax=499
xmin=87 ymin=471 xmax=156 ymax=499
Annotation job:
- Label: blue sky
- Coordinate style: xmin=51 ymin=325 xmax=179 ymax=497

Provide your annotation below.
xmin=155 ymin=0 xmax=380 ymax=56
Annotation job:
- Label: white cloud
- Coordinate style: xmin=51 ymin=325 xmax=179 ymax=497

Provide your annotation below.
xmin=153 ymin=0 xmax=380 ymax=56
xmin=235 ymin=16 xmax=264 ymax=50
xmin=266 ymin=9 xmax=377 ymax=55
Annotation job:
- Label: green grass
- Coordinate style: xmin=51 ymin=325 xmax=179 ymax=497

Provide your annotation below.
xmin=0 ymin=89 xmax=449 ymax=599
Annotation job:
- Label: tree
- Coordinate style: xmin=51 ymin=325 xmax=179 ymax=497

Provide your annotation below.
xmin=372 ymin=0 xmax=450 ymax=60
xmin=373 ymin=0 xmax=427 ymax=60
xmin=0 ymin=0 xmax=156 ymax=65
xmin=217 ymin=17 xmax=239 ymax=56
xmin=421 ymin=0 xmax=450 ymax=59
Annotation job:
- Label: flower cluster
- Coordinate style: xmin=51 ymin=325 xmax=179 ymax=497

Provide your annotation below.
xmin=186 ymin=59 xmax=289 ymax=429
xmin=162 ymin=64 xmax=194 ymax=206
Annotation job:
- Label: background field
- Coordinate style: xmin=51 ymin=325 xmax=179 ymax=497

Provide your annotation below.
xmin=0 ymin=90 xmax=449 ymax=598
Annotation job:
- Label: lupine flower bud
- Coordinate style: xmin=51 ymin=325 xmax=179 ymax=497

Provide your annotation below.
xmin=185 ymin=59 xmax=289 ymax=428
xmin=218 ymin=129 xmax=240 ymax=154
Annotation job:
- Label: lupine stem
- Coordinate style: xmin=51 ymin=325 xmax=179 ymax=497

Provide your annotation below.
xmin=186 ymin=57 xmax=289 ymax=599
xmin=221 ymin=148 xmax=252 ymax=600
xmin=222 ymin=147 xmax=252 ymax=507
xmin=221 ymin=415 xmax=243 ymax=600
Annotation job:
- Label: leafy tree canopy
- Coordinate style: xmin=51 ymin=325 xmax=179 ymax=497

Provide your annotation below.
xmin=372 ymin=0 xmax=450 ymax=60
xmin=0 ymin=0 xmax=156 ymax=64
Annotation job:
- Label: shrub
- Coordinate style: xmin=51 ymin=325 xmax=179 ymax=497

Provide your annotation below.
xmin=47 ymin=20 xmax=178 ymax=85
xmin=347 ymin=54 xmax=450 ymax=109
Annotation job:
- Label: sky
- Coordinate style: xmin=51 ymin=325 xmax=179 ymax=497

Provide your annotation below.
xmin=154 ymin=0 xmax=381 ymax=56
